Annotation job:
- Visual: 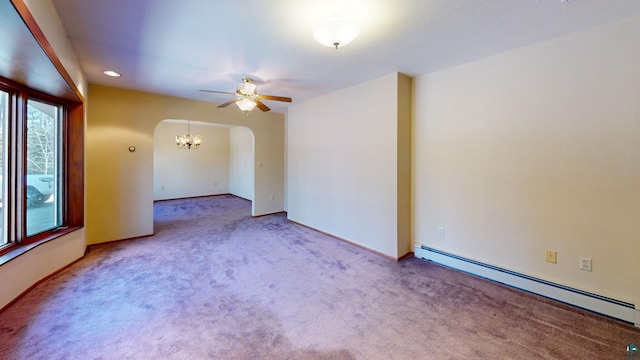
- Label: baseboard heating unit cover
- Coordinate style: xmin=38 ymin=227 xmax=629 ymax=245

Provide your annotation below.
xmin=414 ymin=245 xmax=639 ymax=327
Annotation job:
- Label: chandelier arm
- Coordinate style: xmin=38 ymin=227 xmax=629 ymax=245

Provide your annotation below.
xmin=175 ymin=120 xmax=201 ymax=150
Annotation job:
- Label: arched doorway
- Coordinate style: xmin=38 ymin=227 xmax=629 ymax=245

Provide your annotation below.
xmin=153 ymin=119 xmax=255 ymax=201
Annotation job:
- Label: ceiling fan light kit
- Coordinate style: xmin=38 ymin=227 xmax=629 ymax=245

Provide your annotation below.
xmin=237 ymin=98 xmax=257 ymax=112
xmin=235 ymin=79 xmax=258 ymax=112
xmin=313 ymin=17 xmax=359 ymax=49
xmin=199 ymin=17 xmax=356 ymax=115
xmin=237 ymin=80 xmax=257 ymax=96
xmin=200 ymin=77 xmax=292 ymax=115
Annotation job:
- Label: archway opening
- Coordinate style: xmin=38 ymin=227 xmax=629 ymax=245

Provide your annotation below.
xmin=152 ymin=119 xmax=255 ymax=202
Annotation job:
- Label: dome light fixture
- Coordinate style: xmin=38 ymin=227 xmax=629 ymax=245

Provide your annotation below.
xmin=313 ymin=17 xmax=359 ymax=49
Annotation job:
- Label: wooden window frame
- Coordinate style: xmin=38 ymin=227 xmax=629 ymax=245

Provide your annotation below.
xmin=0 ymin=0 xmax=85 ymax=261
xmin=0 ymin=77 xmax=84 ymax=258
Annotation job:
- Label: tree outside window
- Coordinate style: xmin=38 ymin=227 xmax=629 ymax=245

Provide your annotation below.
xmin=26 ymin=100 xmax=61 ymax=236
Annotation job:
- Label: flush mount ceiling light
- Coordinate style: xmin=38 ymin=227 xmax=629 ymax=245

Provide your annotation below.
xmin=102 ymin=70 xmax=121 ymax=77
xmin=313 ymin=17 xmax=359 ymax=49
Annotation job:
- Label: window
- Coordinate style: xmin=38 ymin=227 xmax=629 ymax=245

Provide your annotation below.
xmin=26 ymin=100 xmax=62 ymax=236
xmin=0 ymin=90 xmax=7 ymax=246
xmin=0 ymin=3 xmax=84 ymax=260
xmin=0 ymin=78 xmax=81 ymax=256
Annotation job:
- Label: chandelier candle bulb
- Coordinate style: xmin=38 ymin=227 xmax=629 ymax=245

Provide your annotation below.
xmin=175 ymin=120 xmax=201 ymax=149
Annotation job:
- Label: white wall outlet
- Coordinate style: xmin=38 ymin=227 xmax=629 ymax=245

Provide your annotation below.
xmin=270 ymin=194 xmax=275 ymax=200
xmin=579 ymin=257 xmax=592 ymax=272
xmin=161 ymin=185 xmax=165 ymax=190
xmin=437 ymin=227 xmax=444 ymax=237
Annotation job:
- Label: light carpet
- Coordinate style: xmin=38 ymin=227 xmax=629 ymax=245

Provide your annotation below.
xmin=0 ymin=195 xmax=638 ymax=359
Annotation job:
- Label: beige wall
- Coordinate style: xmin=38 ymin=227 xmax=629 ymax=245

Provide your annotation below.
xmin=87 ymin=85 xmax=285 ymax=244
xmin=0 ymin=0 xmax=87 ymax=309
xmin=8 ymin=0 xmax=638 ymax=315
xmin=154 ymin=120 xmax=230 ymax=200
xmin=413 ymin=14 xmax=640 ymax=305
xmin=229 ymin=126 xmax=255 ymax=200
xmin=397 ymin=74 xmax=412 ymax=257
xmin=287 ymin=73 xmax=411 ymax=259
xmin=24 ymin=0 xmax=87 ymax=96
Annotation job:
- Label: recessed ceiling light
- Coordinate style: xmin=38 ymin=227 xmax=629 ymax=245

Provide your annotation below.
xmin=102 ymin=70 xmax=121 ymax=77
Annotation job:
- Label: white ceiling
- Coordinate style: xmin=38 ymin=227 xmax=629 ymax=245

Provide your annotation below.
xmin=51 ymin=0 xmax=640 ymax=113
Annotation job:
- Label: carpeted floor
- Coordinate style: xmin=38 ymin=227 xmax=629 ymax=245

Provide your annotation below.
xmin=0 ymin=195 xmax=638 ymax=359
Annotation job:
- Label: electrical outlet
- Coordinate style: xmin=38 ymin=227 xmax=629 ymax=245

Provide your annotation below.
xmin=545 ymin=250 xmax=557 ymax=263
xmin=437 ymin=227 xmax=444 ymax=237
xmin=579 ymin=257 xmax=592 ymax=272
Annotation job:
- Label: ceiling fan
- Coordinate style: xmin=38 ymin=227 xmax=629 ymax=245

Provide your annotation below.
xmin=200 ymin=77 xmax=292 ymax=113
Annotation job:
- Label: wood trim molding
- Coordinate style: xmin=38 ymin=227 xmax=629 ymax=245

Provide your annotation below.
xmin=287 ymin=219 xmax=410 ymax=261
xmin=85 ymin=233 xmax=155 ymax=248
xmin=65 ymin=102 xmax=84 ymax=226
xmin=10 ymin=0 xmax=84 ymax=103
xmin=0 ymin=252 xmax=84 ymax=313
xmin=0 ymin=2 xmax=85 ymax=260
xmin=252 ymin=211 xmax=286 ymax=218
xmin=0 ymin=227 xmax=83 ymax=265
xmin=154 ymin=193 xmax=243 ymax=203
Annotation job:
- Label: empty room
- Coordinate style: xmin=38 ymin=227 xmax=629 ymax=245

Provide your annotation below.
xmin=1 ymin=1 xmax=639 ymax=359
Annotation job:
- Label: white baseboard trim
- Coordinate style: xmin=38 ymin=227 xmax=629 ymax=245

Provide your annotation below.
xmin=414 ymin=245 xmax=639 ymax=327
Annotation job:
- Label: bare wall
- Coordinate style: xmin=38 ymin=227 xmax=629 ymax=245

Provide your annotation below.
xmin=413 ymin=14 xmax=640 ymax=305
xmin=154 ymin=120 xmax=230 ymax=200
xmin=229 ymin=126 xmax=255 ymax=201
xmin=87 ymin=85 xmax=285 ymax=244
xmin=287 ymin=73 xmax=411 ymax=259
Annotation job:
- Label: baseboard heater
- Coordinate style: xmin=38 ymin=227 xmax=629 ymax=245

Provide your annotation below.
xmin=414 ymin=245 xmax=639 ymax=327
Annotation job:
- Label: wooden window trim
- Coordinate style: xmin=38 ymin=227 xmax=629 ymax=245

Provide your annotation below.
xmin=0 ymin=78 xmax=84 ymax=257
xmin=0 ymin=1 xmax=84 ymax=260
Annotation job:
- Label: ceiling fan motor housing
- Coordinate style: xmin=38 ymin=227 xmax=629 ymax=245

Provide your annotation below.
xmin=237 ymin=78 xmax=257 ymax=97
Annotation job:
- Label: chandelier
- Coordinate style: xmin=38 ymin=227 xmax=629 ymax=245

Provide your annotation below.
xmin=175 ymin=120 xmax=201 ymax=149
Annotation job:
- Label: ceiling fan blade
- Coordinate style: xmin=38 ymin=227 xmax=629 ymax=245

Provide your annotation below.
xmin=257 ymin=94 xmax=292 ymax=103
xmin=255 ymin=100 xmax=271 ymax=112
xmin=218 ymin=98 xmax=240 ymax=108
xmin=199 ymin=89 xmax=236 ymax=95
